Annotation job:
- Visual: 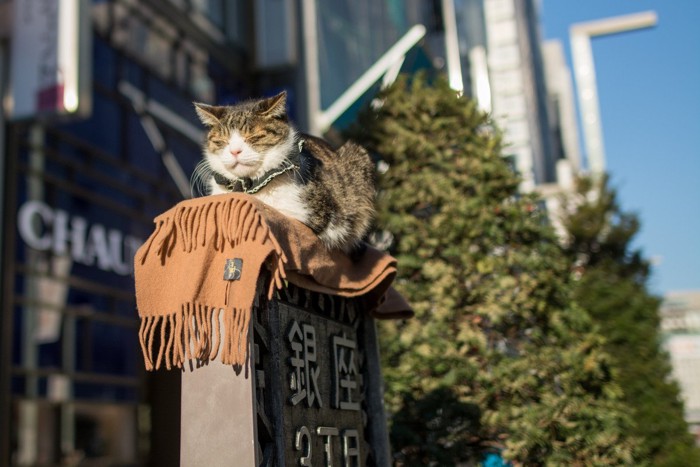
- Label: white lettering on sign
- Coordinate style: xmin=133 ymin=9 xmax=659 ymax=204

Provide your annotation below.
xmin=332 ymin=333 xmax=361 ymax=411
xmin=294 ymin=426 xmax=312 ymax=467
xmin=293 ymin=426 xmax=361 ymax=467
xmin=17 ymin=200 xmax=142 ymax=276
xmin=288 ymin=320 xmax=323 ymax=408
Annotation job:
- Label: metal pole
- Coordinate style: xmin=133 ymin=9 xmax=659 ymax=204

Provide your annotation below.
xmin=570 ymin=11 xmax=657 ymax=177
xmin=301 ymin=0 xmax=322 ymax=136
xmin=0 ymin=37 xmax=11 ymax=465
xmin=441 ymin=0 xmax=464 ymax=93
xmin=570 ymin=32 xmax=605 ymax=176
xmin=570 ymin=11 xmax=658 ymax=39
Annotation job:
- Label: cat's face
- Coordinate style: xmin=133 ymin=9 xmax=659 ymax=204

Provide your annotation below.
xmin=194 ymin=92 xmax=295 ymax=181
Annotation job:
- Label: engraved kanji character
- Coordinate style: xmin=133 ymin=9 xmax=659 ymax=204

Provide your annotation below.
xmin=332 ymin=333 xmax=361 ymax=411
xmin=288 ymin=320 xmax=322 ymax=407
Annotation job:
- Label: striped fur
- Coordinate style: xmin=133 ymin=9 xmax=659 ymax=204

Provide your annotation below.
xmin=194 ymin=92 xmax=376 ymax=253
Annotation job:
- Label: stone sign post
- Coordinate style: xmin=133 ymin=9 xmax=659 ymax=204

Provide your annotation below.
xmin=181 ymin=279 xmax=391 ymax=466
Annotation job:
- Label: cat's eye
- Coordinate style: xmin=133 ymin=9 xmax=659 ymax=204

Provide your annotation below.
xmin=208 ymin=133 xmax=227 ymax=143
xmin=210 ymin=138 xmax=228 ymax=147
xmin=247 ymin=134 xmax=264 ymax=143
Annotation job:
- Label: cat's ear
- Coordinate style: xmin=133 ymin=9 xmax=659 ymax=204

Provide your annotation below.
xmin=259 ymin=91 xmax=287 ymax=119
xmin=194 ymin=103 xmax=225 ymax=127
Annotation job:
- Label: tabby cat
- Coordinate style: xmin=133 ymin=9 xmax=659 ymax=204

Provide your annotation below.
xmin=193 ymin=91 xmax=375 ymax=253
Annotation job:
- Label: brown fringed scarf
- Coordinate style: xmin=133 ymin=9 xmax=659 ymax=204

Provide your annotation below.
xmin=135 ymin=193 xmax=411 ymax=371
xmin=135 ymin=195 xmax=286 ymax=371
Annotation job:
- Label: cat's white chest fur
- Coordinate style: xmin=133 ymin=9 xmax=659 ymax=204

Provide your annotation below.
xmin=209 ymin=177 xmax=310 ymax=225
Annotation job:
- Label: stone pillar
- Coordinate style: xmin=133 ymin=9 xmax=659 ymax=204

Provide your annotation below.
xmin=180 ymin=282 xmax=391 ymax=466
xmin=180 ymin=313 xmax=257 ymax=466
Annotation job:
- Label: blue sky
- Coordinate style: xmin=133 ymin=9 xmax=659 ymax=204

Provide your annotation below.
xmin=540 ymin=1 xmax=700 ymax=295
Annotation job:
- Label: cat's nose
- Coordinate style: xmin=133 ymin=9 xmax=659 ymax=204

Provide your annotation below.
xmin=229 ymin=147 xmax=242 ymax=157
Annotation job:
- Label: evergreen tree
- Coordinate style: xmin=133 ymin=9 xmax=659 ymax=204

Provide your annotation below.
xmin=350 ymin=74 xmax=640 ymax=465
xmin=561 ymin=176 xmax=700 ymax=466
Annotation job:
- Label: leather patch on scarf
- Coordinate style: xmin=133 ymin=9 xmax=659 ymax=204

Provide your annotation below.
xmin=224 ymin=258 xmax=243 ymax=281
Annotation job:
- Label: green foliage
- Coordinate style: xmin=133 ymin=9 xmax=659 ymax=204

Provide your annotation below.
xmin=390 ymin=387 xmax=482 ymax=466
xmin=561 ymin=176 xmax=700 ymax=466
xmin=350 ymin=73 xmax=641 ymax=465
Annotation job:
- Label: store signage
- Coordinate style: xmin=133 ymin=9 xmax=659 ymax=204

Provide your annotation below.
xmin=10 ymin=0 xmax=91 ymax=119
xmin=17 ymin=200 xmax=142 ymax=276
xmin=273 ymin=303 xmax=368 ymax=466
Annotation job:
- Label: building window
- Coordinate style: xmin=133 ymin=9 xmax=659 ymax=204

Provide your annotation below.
xmin=93 ymin=0 xmax=215 ymax=102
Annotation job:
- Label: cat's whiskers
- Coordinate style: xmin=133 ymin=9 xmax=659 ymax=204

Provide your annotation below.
xmin=190 ymin=160 xmax=213 ymax=197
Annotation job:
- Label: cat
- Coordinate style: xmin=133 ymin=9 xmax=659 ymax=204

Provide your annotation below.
xmin=192 ymin=91 xmax=376 ymax=253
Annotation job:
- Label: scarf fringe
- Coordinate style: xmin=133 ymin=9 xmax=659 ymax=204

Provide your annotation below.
xmin=141 ymin=197 xmax=288 ymax=287
xmin=137 ymin=196 xmax=287 ymax=370
xmin=138 ymin=304 xmax=253 ymax=371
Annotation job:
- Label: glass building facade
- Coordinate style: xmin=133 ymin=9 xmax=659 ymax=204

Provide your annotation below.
xmin=1 ymin=1 xmax=256 ymax=464
xmin=316 ymin=0 xmax=424 ymax=109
